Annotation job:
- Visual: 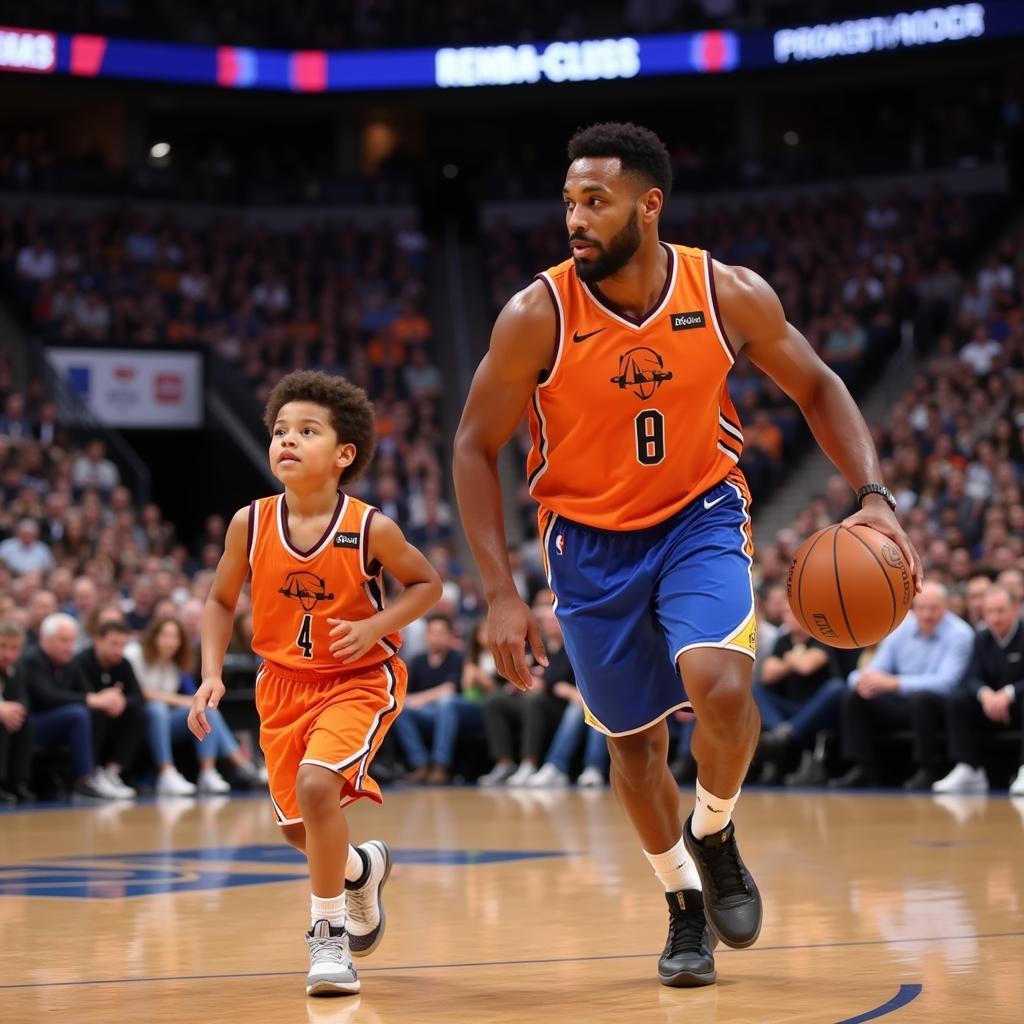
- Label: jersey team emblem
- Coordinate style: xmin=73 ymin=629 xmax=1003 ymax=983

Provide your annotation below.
xmin=610 ymin=347 xmax=673 ymax=400
xmin=277 ymin=571 xmax=334 ymax=611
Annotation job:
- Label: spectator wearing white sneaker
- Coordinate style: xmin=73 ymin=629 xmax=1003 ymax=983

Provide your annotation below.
xmin=528 ymin=670 xmax=609 ymax=789
xmin=69 ymin=620 xmax=148 ymax=799
xmin=23 ymin=614 xmax=129 ymax=800
xmin=481 ymin=603 xmax=571 ymax=787
xmin=127 ymin=616 xmax=261 ymax=795
xmin=934 ymin=585 xmax=1024 ymax=795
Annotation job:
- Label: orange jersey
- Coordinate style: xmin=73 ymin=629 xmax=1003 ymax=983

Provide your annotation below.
xmin=247 ymin=491 xmax=400 ymax=676
xmin=527 ymin=243 xmax=744 ymax=531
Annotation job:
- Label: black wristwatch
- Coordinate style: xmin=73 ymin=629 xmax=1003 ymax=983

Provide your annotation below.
xmin=857 ymin=483 xmax=897 ymax=512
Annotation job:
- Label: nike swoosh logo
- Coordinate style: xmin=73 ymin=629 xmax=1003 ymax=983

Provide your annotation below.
xmin=703 ymin=494 xmax=728 ymax=510
xmin=572 ymin=328 xmax=606 ymax=343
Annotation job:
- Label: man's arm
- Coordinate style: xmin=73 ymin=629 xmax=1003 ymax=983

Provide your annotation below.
xmin=453 ymin=280 xmax=556 ymax=689
xmin=960 ymin=636 xmax=988 ymax=698
xmin=115 ymin=660 xmax=145 ymax=705
xmin=847 ymin=627 xmax=899 ymax=688
xmin=24 ymin=653 xmax=87 ymax=710
xmin=896 ymin=623 xmax=974 ymax=694
xmin=715 ymin=261 xmax=921 ymax=590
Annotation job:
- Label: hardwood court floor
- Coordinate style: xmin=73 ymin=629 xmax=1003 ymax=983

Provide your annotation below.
xmin=1 ymin=787 xmax=1022 ymax=1024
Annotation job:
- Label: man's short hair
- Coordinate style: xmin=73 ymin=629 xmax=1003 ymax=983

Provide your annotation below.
xmin=0 ymin=619 xmax=25 ymax=639
xmin=567 ymin=122 xmax=673 ymax=196
xmin=94 ymin=620 xmax=131 ymax=640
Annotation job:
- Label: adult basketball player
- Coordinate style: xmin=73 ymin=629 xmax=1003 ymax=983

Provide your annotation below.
xmin=453 ymin=122 xmax=921 ymax=987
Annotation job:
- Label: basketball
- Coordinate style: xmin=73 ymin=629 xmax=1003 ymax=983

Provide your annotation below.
xmin=786 ymin=524 xmax=912 ymax=648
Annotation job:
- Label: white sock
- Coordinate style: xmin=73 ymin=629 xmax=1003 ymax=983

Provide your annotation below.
xmin=691 ymin=780 xmax=740 ymax=840
xmin=311 ymin=891 xmax=346 ymax=929
xmin=344 ymin=845 xmax=365 ymax=885
xmin=643 ymin=833 xmax=701 ymax=892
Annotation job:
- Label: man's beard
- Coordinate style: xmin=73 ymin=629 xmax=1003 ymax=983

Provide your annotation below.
xmin=572 ymin=209 xmax=642 ymax=284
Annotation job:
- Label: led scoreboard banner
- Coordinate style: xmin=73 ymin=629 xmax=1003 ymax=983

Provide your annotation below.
xmin=0 ymin=3 xmax=1021 ymax=93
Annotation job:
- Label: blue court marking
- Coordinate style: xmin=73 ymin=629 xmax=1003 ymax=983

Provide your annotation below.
xmin=4 ymin=929 xmax=1020 ymax=991
xmin=835 ymin=984 xmax=922 ymax=1024
xmin=0 ymin=846 xmax=571 ymax=898
xmin=0 ymin=863 xmax=306 ymax=899
xmin=0 ymin=790 xmax=269 ymax=815
xmin=54 ymin=844 xmax=571 ymax=867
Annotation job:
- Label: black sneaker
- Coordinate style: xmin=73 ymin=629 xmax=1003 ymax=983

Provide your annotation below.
xmin=659 ymin=890 xmax=717 ymax=987
xmin=683 ymin=813 xmax=762 ymax=949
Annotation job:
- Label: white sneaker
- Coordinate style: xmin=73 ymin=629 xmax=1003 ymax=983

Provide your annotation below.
xmin=346 ymin=840 xmax=392 ymax=958
xmin=527 ymin=763 xmax=569 ymax=788
xmin=306 ymin=920 xmax=360 ymax=996
xmin=156 ymin=767 xmax=197 ymax=797
xmin=477 ymin=762 xmax=517 ymax=787
xmin=84 ymin=769 xmax=122 ymax=800
xmin=234 ymin=760 xmax=268 ymax=787
xmin=198 ymin=769 xmax=232 ymax=794
xmin=100 ymin=766 xmax=137 ymax=799
xmin=1009 ymin=765 xmax=1024 ymax=796
xmin=932 ymin=763 xmax=989 ymax=794
xmin=577 ymin=766 xmax=605 ymax=788
xmin=505 ymin=762 xmax=537 ymax=787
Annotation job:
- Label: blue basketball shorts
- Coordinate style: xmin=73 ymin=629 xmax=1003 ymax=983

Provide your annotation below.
xmin=540 ymin=474 xmax=757 ymax=737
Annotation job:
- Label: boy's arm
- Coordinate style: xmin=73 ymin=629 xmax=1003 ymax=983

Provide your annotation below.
xmin=329 ymin=513 xmax=442 ymax=664
xmin=189 ymin=505 xmax=249 ymax=739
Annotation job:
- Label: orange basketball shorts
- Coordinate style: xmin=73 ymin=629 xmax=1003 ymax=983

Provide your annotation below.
xmin=254 ymin=655 xmax=407 ymax=825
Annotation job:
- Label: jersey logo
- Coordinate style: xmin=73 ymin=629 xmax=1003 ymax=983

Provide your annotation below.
xmin=555 ymin=534 xmax=565 ymax=556
xmin=278 ymin=571 xmax=334 ymax=611
xmin=333 ymin=531 xmax=360 ymax=548
xmin=669 ymin=310 xmax=706 ymax=331
xmin=572 ymin=328 xmax=606 ymax=344
xmin=610 ymin=347 xmax=673 ymax=400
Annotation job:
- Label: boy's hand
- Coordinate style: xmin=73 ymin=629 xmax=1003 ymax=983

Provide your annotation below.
xmin=188 ymin=677 xmax=226 ymax=740
xmin=328 ymin=618 xmax=382 ymax=664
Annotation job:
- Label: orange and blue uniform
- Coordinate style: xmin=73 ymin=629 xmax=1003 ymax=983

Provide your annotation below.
xmin=529 ymin=243 xmax=756 ymax=736
xmin=248 ymin=490 xmax=407 ymax=823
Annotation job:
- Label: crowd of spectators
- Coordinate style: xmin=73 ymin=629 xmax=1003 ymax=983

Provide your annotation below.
xmin=0 ymin=372 xmax=271 ymax=801
xmin=1 ymin=205 xmax=452 ymax=558
xmin=746 ymin=222 xmax=1024 ymax=795
xmin=1 ymin=173 xmax=1022 ymax=802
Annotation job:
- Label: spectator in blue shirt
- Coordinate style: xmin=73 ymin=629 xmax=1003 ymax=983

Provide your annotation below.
xmin=831 ymin=582 xmax=974 ymax=790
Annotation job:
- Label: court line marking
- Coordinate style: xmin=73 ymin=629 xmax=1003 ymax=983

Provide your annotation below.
xmin=835 ymin=983 xmax=922 ymax=1024
xmin=1 ymin=932 xmax=1019 ymax=991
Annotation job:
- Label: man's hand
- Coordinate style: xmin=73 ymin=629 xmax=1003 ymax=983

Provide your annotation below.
xmin=0 ymin=700 xmax=26 ymax=733
xmin=980 ymin=687 xmax=1013 ymax=724
xmin=86 ymin=687 xmax=126 ymax=717
xmin=855 ymin=669 xmax=899 ymax=699
xmin=188 ymin=677 xmax=226 ymax=740
xmin=487 ymin=590 xmax=547 ymax=691
xmin=328 ymin=618 xmax=383 ymax=665
xmin=842 ymin=499 xmax=922 ymax=594
xmin=552 ymin=681 xmax=580 ymax=704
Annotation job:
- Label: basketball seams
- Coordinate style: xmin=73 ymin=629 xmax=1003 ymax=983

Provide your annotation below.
xmin=832 ymin=526 xmax=859 ymax=648
xmin=842 ymin=524 xmax=898 ymax=636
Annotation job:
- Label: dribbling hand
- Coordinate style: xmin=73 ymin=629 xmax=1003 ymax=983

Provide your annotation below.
xmin=188 ymin=677 xmax=225 ymax=740
xmin=487 ymin=591 xmax=548 ymax=691
xmin=841 ymin=500 xmax=923 ymax=594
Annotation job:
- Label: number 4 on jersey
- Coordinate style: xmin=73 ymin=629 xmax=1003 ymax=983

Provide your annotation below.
xmin=295 ymin=614 xmax=314 ymax=659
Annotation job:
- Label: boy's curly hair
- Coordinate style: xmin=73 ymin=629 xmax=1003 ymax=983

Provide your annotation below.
xmin=263 ymin=370 xmax=376 ymax=484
